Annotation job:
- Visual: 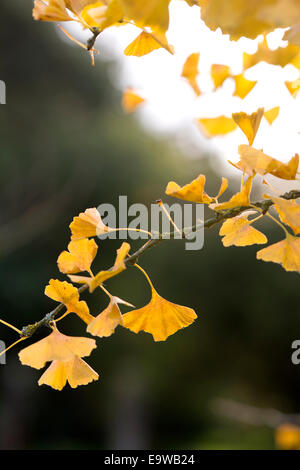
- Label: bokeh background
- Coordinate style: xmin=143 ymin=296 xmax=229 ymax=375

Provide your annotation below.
xmin=1 ymin=0 xmax=300 ymax=450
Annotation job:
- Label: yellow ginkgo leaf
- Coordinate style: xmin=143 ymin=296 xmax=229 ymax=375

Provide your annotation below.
xmin=272 ymin=197 xmax=300 ymax=235
xmin=257 ymin=233 xmax=300 ymax=273
xmin=80 ymin=0 xmax=123 ymax=29
xmin=196 ymin=116 xmax=237 ymax=138
xmin=215 ymin=177 xmax=229 ymax=200
xmin=57 ymin=238 xmax=98 ymax=274
xmin=69 ymin=242 xmax=131 ymax=292
xmin=122 ymin=88 xmax=146 ymax=113
xmin=119 ymin=0 xmax=171 ymax=33
xmin=285 ymin=78 xmax=300 ymax=98
xmin=19 ymin=327 xmax=97 ymax=369
xmin=211 ymin=176 xmax=253 ymax=212
xmin=181 ymin=53 xmax=201 ymax=96
xmin=233 ymin=74 xmax=257 ymax=99
xmin=87 ymin=296 xmax=133 ymax=337
xmin=70 ymin=207 xmax=112 ymax=240
xmin=264 ymin=106 xmax=280 ymax=125
xmin=219 ymin=212 xmax=267 ymax=247
xmin=238 ymin=145 xmax=299 ymax=180
xmin=232 ymin=108 xmax=264 ymax=145
xmin=165 ymin=174 xmax=212 ymax=204
xmin=243 ymin=38 xmax=300 ymax=70
xmin=165 ymin=174 xmax=228 ymax=204
xmin=211 ymin=64 xmax=231 ymax=89
xmin=45 ymin=279 xmax=93 ymax=324
xmin=38 ymin=356 xmax=99 ymax=390
xmin=124 ymin=31 xmax=173 ymax=56
xmin=122 ymin=266 xmax=197 ymax=341
xmin=33 ymin=0 xmax=72 ymax=21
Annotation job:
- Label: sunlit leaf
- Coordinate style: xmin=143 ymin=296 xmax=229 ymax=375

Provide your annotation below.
xmin=165 ymin=174 xmax=227 ymax=204
xmin=196 ymin=116 xmax=237 ymax=138
xmin=285 ymin=78 xmax=300 ymax=98
xmin=181 ymin=53 xmax=201 ymax=96
xmin=264 ymin=106 xmax=280 ymax=125
xmin=211 ymin=64 xmax=231 ymax=89
xmin=233 ymin=73 xmax=257 ymax=99
xmin=211 ymin=176 xmax=253 ymax=212
xmin=238 ymin=145 xmax=299 ymax=180
xmin=124 ymin=30 xmax=173 ymax=56
xmin=272 ymin=197 xmax=300 ymax=235
xmin=122 ymin=88 xmax=146 ymax=112
xmin=257 ymin=233 xmax=300 ymax=274
xmin=219 ymin=212 xmax=267 ymax=247
xmin=57 ymin=238 xmax=98 ymax=274
xmin=69 ymin=242 xmax=130 ymax=292
xmin=87 ymin=296 xmax=133 ymax=337
xmin=70 ymin=207 xmax=112 ymax=240
xmin=123 ymin=287 xmax=197 ymax=342
xmin=232 ymin=108 xmax=264 ymax=145
xmin=33 ymin=0 xmax=72 ymax=21
xmin=119 ymin=0 xmax=171 ymax=33
xmin=45 ymin=279 xmax=93 ymax=323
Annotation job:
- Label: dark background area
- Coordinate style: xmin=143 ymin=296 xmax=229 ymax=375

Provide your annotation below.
xmin=1 ymin=0 xmax=300 ymax=450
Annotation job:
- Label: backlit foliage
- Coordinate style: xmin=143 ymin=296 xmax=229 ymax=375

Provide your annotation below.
xmin=1 ymin=0 xmax=300 ymax=396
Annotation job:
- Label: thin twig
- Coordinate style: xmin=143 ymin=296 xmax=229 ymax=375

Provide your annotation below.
xmin=15 ymin=189 xmax=300 ymax=340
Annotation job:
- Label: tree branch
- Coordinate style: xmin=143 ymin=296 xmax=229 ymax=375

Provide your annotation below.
xmin=18 ymin=189 xmax=300 ymax=340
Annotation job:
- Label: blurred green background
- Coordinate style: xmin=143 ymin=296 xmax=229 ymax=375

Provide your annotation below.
xmin=1 ymin=0 xmax=300 ymax=450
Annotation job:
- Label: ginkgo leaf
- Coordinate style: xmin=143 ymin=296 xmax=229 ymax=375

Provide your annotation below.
xmin=215 ymin=177 xmax=229 ymax=200
xmin=70 ymin=207 xmax=112 ymax=240
xmin=211 ymin=176 xmax=253 ymax=212
xmin=19 ymin=327 xmax=97 ymax=369
xmin=69 ymin=242 xmax=131 ymax=292
xmin=165 ymin=174 xmax=228 ymax=204
xmin=272 ymin=197 xmax=300 ymax=235
xmin=80 ymin=0 xmax=123 ymax=30
xmin=38 ymin=356 xmax=98 ymax=390
xmin=87 ymin=296 xmax=133 ymax=337
xmin=33 ymin=0 xmax=72 ymax=21
xmin=181 ymin=53 xmax=201 ymax=96
xmin=122 ymin=88 xmax=146 ymax=113
xmin=243 ymin=38 xmax=300 ymax=70
xmin=123 ymin=288 xmax=197 ymax=342
xmin=232 ymin=108 xmax=264 ymax=145
xmin=285 ymin=79 xmax=300 ymax=98
xmin=196 ymin=116 xmax=237 ymax=138
xmin=264 ymin=106 xmax=280 ymax=125
xmin=219 ymin=212 xmax=267 ymax=247
xmin=45 ymin=279 xmax=93 ymax=324
xmin=119 ymin=0 xmax=171 ymax=33
xmin=57 ymin=238 xmax=98 ymax=274
xmin=257 ymin=233 xmax=300 ymax=274
xmin=233 ymin=74 xmax=257 ymax=99
xmin=238 ymin=145 xmax=299 ymax=180
xmin=124 ymin=31 xmax=173 ymax=56
xmin=165 ymin=174 xmax=212 ymax=204
xmin=211 ymin=64 xmax=231 ymax=89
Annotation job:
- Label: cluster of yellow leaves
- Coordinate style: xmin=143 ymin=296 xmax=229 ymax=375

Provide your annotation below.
xmin=33 ymin=0 xmax=175 ymax=57
xmin=19 ymin=204 xmax=199 ymax=389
